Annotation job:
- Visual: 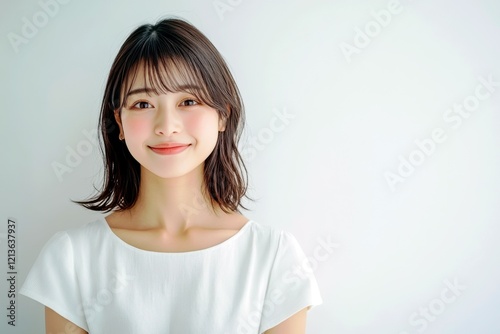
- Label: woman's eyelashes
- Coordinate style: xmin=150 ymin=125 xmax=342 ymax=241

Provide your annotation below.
xmin=180 ymin=99 xmax=199 ymax=106
xmin=133 ymin=101 xmax=153 ymax=109
xmin=129 ymin=98 xmax=200 ymax=110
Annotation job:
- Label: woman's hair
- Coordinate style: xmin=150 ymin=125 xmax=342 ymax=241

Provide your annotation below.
xmin=73 ymin=17 xmax=251 ymax=214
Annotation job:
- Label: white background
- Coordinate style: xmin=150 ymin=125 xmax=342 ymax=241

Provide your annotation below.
xmin=1 ymin=0 xmax=500 ymax=333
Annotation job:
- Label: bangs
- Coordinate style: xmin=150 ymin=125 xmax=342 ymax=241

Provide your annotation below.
xmin=117 ymin=51 xmax=215 ymax=109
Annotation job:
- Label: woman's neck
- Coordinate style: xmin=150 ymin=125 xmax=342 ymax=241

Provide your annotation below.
xmin=120 ymin=164 xmax=226 ymax=236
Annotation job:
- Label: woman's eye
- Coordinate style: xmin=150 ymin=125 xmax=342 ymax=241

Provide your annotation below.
xmin=133 ymin=101 xmax=152 ymax=109
xmin=180 ymin=99 xmax=199 ymax=107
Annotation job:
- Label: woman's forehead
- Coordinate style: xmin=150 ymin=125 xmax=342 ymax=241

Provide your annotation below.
xmin=123 ymin=59 xmax=200 ymax=94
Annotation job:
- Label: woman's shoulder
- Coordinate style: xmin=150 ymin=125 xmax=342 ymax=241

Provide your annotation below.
xmin=246 ymin=220 xmax=298 ymax=250
xmin=249 ymin=219 xmax=295 ymax=237
xmin=45 ymin=216 xmax=108 ymax=249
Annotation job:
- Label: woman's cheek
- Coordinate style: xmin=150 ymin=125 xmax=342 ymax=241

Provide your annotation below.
xmin=186 ymin=110 xmax=220 ymax=134
xmin=123 ymin=115 xmax=151 ymax=137
xmin=183 ymin=115 xmax=203 ymax=132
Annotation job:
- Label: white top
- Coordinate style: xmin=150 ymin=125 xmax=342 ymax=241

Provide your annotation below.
xmin=20 ymin=217 xmax=323 ymax=334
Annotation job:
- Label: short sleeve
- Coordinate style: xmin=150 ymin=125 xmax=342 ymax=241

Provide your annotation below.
xmin=19 ymin=231 xmax=89 ymax=331
xmin=258 ymin=231 xmax=323 ymax=333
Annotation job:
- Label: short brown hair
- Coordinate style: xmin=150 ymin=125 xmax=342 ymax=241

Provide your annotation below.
xmin=73 ymin=17 xmax=251 ymax=214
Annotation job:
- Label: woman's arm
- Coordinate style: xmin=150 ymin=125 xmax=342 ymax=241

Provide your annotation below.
xmin=45 ymin=307 xmax=88 ymax=334
xmin=263 ymin=307 xmax=308 ymax=334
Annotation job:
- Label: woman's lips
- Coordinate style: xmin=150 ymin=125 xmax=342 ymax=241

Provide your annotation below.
xmin=149 ymin=144 xmax=190 ymax=155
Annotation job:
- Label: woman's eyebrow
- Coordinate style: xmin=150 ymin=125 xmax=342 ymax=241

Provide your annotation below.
xmin=126 ymin=85 xmax=201 ymax=99
xmin=126 ymin=87 xmax=155 ymax=99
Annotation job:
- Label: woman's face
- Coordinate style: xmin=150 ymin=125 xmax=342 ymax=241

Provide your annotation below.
xmin=114 ymin=65 xmax=226 ymax=179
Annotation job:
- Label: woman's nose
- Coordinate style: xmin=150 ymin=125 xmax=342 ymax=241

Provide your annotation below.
xmin=154 ymin=103 xmax=182 ymax=136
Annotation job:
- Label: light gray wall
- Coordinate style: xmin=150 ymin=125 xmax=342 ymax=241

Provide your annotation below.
xmin=1 ymin=0 xmax=500 ymax=333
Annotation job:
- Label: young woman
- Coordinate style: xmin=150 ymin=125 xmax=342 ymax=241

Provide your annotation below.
xmin=20 ymin=17 xmax=323 ymax=334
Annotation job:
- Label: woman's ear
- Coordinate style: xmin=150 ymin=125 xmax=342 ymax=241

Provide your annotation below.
xmin=114 ymin=110 xmax=125 ymax=140
xmin=218 ymin=105 xmax=230 ymax=132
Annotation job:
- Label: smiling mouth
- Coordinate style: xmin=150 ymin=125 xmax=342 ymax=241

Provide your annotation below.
xmin=149 ymin=145 xmax=190 ymax=155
